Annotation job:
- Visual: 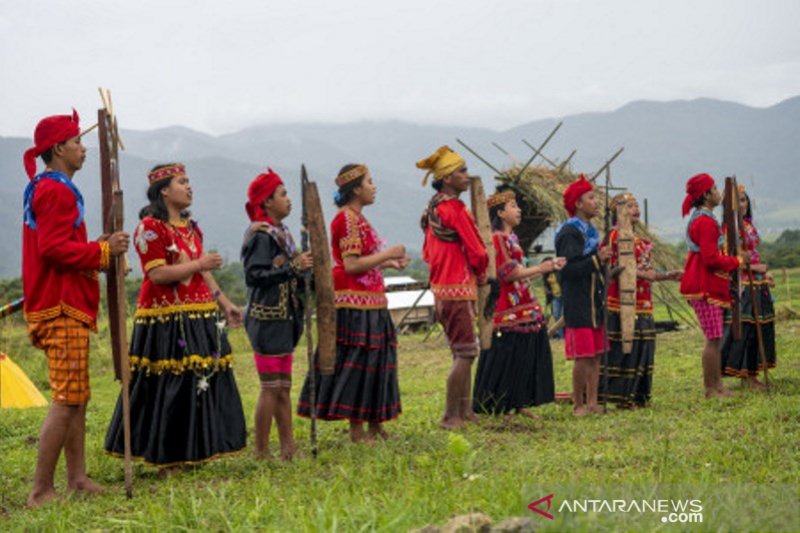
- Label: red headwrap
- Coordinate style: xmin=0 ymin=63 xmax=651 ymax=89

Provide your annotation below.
xmin=23 ymin=109 xmax=81 ymax=180
xmin=246 ymin=168 xmax=284 ymax=222
xmin=562 ymin=174 xmax=593 ymax=217
xmin=682 ymin=173 xmax=715 ymax=217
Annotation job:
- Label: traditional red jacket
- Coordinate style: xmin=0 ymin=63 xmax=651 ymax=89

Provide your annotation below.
xmin=23 ymin=179 xmax=109 ymax=329
xmin=422 ymin=195 xmax=488 ymax=301
xmin=133 ymin=217 xmax=214 ymax=315
xmin=722 ymin=219 xmax=764 ymax=285
xmin=493 ymin=231 xmax=545 ymax=331
xmin=680 ymin=210 xmax=740 ymax=307
xmin=603 ymin=229 xmax=654 ymax=314
xmin=331 ymin=207 xmax=387 ymax=309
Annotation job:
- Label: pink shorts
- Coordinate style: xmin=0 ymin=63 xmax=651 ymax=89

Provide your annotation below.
xmin=564 ymin=327 xmax=606 ymax=360
xmin=254 ymin=353 xmax=292 ymax=388
xmin=689 ymin=300 xmax=724 ymax=339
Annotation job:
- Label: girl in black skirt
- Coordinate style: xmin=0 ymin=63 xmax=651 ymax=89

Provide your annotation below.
xmin=297 ymin=164 xmax=408 ymax=443
xmin=472 ymin=189 xmax=564 ymax=418
xmin=105 ymin=163 xmax=246 ymax=473
xmin=721 ymin=186 xmax=776 ymax=389
xmin=599 ymin=193 xmax=681 ymax=408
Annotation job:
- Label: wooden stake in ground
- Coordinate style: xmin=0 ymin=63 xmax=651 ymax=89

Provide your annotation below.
xmin=469 ymin=176 xmax=497 ymax=350
xmin=97 ymin=89 xmax=133 ymax=498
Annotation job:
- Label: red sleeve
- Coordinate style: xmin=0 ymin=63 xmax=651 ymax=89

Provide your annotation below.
xmin=693 ymin=217 xmax=740 ymax=272
xmin=134 ymin=218 xmax=169 ymax=273
xmin=33 ymin=181 xmax=102 ymax=271
xmin=439 ymin=200 xmax=488 ymax=278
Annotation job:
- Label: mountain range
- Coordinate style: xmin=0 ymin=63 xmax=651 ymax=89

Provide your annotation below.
xmin=1 ymin=96 xmax=798 ymax=278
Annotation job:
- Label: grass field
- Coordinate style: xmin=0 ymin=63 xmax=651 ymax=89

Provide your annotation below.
xmin=1 ymin=273 xmax=799 ymax=531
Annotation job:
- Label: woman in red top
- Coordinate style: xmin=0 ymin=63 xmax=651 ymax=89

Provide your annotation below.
xmin=105 ymin=163 xmax=246 ymax=470
xmin=600 ymin=193 xmax=681 ymax=408
xmin=298 ymin=164 xmax=407 ymax=443
xmin=679 ymin=173 xmax=745 ymax=399
xmin=472 ymin=189 xmax=564 ymax=418
xmin=721 ymin=185 xmax=777 ymax=387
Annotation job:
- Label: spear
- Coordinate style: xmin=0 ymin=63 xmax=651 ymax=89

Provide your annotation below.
xmin=300 ymin=164 xmax=318 ymax=458
xmin=600 ymin=165 xmax=613 ymax=412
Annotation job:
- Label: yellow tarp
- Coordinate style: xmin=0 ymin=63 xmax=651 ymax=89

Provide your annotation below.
xmin=0 ymin=352 xmax=47 ymax=408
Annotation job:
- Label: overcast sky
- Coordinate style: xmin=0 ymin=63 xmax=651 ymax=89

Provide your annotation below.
xmin=2 ymin=0 xmax=798 ymax=137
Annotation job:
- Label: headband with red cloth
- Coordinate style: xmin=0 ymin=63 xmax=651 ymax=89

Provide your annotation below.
xmin=682 ymin=173 xmax=715 ymax=217
xmin=23 ymin=109 xmax=81 ymax=180
xmin=562 ymin=174 xmax=593 ymax=217
xmin=246 ymin=169 xmax=284 ymax=222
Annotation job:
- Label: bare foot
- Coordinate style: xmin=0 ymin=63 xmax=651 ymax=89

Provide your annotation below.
xmin=516 ymin=408 xmax=542 ymax=420
xmin=157 ymin=466 xmax=185 ymax=480
xmin=588 ymin=404 xmax=606 ymax=415
xmin=368 ymin=423 xmax=392 ymax=441
xmin=439 ymin=416 xmax=465 ymax=430
xmin=748 ymin=379 xmax=768 ymax=390
xmin=27 ymin=487 xmax=58 ymax=508
xmin=463 ymin=412 xmax=481 ymax=425
xmin=67 ymin=476 xmax=105 ymax=495
xmin=350 ymin=425 xmax=377 ymax=444
xmin=573 ymin=406 xmax=589 ymax=417
xmin=255 ymin=447 xmax=273 ymax=461
xmin=279 ymin=446 xmax=296 ymax=461
xmin=716 ymin=386 xmax=737 ymax=397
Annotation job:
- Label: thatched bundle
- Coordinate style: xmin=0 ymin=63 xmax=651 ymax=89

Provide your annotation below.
xmin=491 ymin=164 xmax=695 ymax=326
xmin=492 ymin=164 xmax=681 ymax=270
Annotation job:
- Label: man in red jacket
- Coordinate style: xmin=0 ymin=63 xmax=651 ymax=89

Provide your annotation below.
xmin=679 ymin=173 xmax=744 ymax=399
xmin=418 ymin=146 xmax=490 ymax=429
xmin=22 ymin=110 xmax=129 ymax=507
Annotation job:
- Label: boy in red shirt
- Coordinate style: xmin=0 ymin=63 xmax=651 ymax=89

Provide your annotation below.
xmin=22 ymin=110 xmax=129 ymax=506
xmin=418 ymin=146 xmax=490 ymax=429
xmin=679 ymin=173 xmax=744 ymax=398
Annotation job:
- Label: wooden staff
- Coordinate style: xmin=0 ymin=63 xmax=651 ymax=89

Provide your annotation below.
xmin=616 ymin=199 xmax=636 ymax=354
xmin=469 ymin=176 xmax=497 ymax=350
xmin=301 ymin=170 xmax=336 ymax=375
xmin=97 ymin=90 xmax=133 ymax=497
xmin=723 ymin=177 xmax=742 ymax=340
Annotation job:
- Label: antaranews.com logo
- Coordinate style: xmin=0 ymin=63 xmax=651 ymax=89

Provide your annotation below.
xmin=529 ymin=494 xmax=703 ymax=525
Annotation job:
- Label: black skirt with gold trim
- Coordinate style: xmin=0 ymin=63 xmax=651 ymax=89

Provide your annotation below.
xmin=104 ymin=304 xmax=247 ymax=466
xmin=599 ymin=312 xmax=656 ymax=407
xmin=722 ymin=282 xmax=777 ymax=378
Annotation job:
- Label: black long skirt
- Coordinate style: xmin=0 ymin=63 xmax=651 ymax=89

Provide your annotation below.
xmin=599 ymin=312 xmax=656 ymax=407
xmin=472 ymin=326 xmax=555 ymax=415
xmin=105 ymin=309 xmax=247 ymax=466
xmin=297 ymin=308 xmax=401 ymax=423
xmin=722 ymin=282 xmax=777 ymax=377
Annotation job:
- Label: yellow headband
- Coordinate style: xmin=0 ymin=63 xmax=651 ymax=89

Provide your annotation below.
xmin=487 ymin=190 xmax=516 ymax=209
xmin=416 ymin=145 xmax=465 ymax=186
xmin=336 ymin=164 xmax=368 ymax=188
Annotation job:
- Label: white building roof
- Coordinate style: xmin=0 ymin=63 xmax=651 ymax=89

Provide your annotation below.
xmin=386 ymin=289 xmax=434 ymax=310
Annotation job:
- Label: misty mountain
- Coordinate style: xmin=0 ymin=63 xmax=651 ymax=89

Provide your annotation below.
xmin=1 ymin=96 xmax=798 ymax=279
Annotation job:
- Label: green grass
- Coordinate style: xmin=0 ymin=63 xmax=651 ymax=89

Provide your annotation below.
xmin=1 ymin=299 xmax=799 ymax=531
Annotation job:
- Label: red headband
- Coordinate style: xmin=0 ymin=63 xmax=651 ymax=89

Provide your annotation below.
xmin=682 ymin=173 xmax=715 ymax=217
xmin=246 ymin=168 xmax=284 ymax=222
xmin=563 ymin=174 xmax=593 ymax=217
xmin=148 ymin=163 xmax=187 ymax=185
xmin=23 ymin=109 xmax=81 ymax=180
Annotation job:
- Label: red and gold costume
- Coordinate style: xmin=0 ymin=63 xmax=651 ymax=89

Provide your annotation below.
xmin=331 ymin=207 xmax=388 ymax=309
xmin=605 ymin=229 xmax=655 ymax=314
xmin=493 ymin=231 xmax=546 ymax=331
